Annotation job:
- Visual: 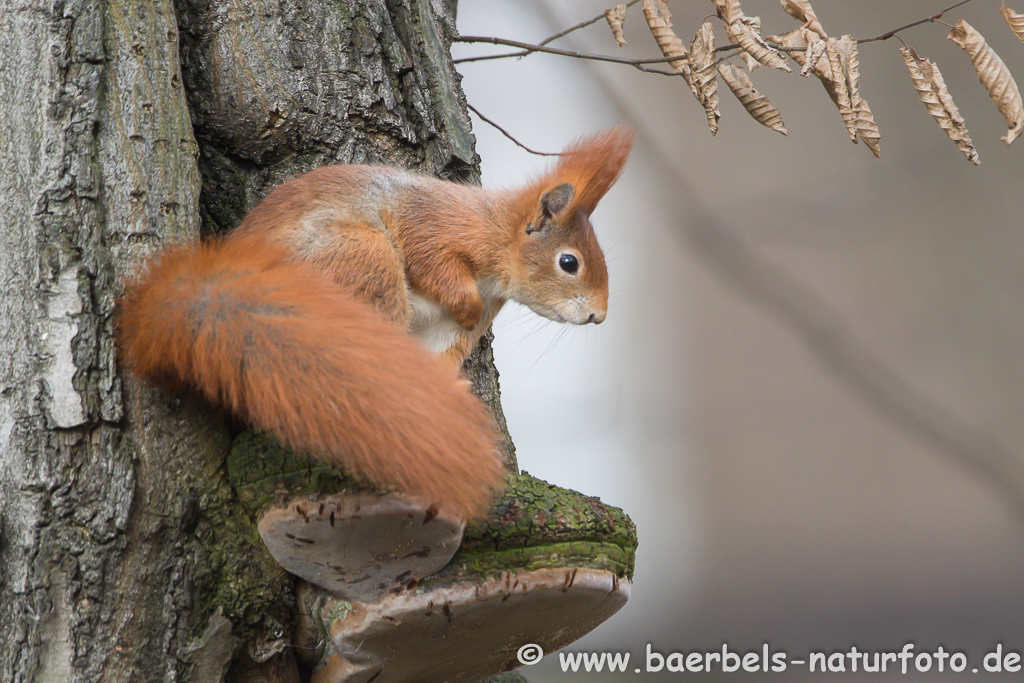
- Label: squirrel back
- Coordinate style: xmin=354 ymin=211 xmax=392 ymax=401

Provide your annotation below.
xmin=118 ymin=232 xmax=503 ymax=518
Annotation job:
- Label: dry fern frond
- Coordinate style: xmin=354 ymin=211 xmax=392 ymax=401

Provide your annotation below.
xmin=718 ymin=62 xmax=788 ymax=135
xmin=780 ymin=0 xmax=827 ymax=39
xmin=689 ymin=21 xmax=721 ymax=135
xmin=642 ymin=0 xmax=688 ymax=71
xmin=1002 ymin=6 xmax=1024 ymax=46
xmin=726 ymin=16 xmax=792 ymax=72
xmin=838 ymin=35 xmax=881 ymax=157
xmin=948 ymin=19 xmax=1023 ymax=145
xmin=901 ymin=46 xmax=979 ymax=165
xmin=605 ymin=5 xmax=629 ymax=48
xmin=712 ymin=0 xmax=743 ymax=25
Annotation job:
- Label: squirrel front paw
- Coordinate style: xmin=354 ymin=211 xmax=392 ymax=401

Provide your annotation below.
xmin=448 ymin=290 xmax=483 ymax=331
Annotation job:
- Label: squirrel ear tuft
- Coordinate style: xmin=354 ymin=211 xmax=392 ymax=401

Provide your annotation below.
xmin=555 ymin=126 xmax=633 ymax=215
xmin=541 ymin=183 xmax=575 ymax=218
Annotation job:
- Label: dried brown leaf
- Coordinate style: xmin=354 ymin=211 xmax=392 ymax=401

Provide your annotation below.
xmin=801 ymin=35 xmax=828 ymax=77
xmin=839 ymin=36 xmax=862 ymax=109
xmin=768 ymin=28 xmax=809 ymax=66
xmin=718 ymin=62 xmax=788 ymax=135
xmin=642 ymin=0 xmax=688 ymax=71
xmin=605 ymin=5 xmax=629 ymax=48
xmin=790 ymin=34 xmax=880 ymax=156
xmin=948 ymin=19 xmax=1023 ymax=145
xmin=771 ymin=29 xmax=838 ymax=103
xmin=900 ymin=46 xmax=979 ymax=165
xmin=826 ymin=38 xmax=857 ymax=142
xmin=726 ymin=16 xmax=792 ymax=72
xmin=736 ymin=22 xmax=762 ymax=73
xmin=780 ymin=0 xmax=827 ymax=39
xmin=689 ymin=21 xmax=721 ymax=135
xmin=852 ymin=97 xmax=881 ymax=157
xmin=712 ymin=0 xmax=743 ymax=25
xmin=838 ymin=36 xmax=881 ymax=157
xmin=1001 ymin=6 xmax=1024 ymax=46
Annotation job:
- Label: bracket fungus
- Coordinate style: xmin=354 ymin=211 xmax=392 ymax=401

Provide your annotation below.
xmin=229 ymin=432 xmax=638 ymax=682
xmin=257 ymin=492 xmax=465 ymax=602
xmin=296 ymin=568 xmax=629 ymax=682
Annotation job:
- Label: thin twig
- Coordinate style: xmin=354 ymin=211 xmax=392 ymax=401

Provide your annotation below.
xmin=452 ymin=51 xmax=527 ymax=64
xmin=632 ymin=63 xmax=688 ymax=77
xmin=457 ymin=35 xmax=683 ymax=66
xmin=456 ymin=35 xmax=804 ymax=67
xmin=539 ymin=0 xmax=644 ymax=47
xmin=456 ymin=0 xmax=981 ymax=66
xmin=453 ymin=0 xmax=643 ymax=65
xmin=466 ymin=104 xmax=560 ymax=156
xmin=856 ymin=0 xmax=979 ymax=43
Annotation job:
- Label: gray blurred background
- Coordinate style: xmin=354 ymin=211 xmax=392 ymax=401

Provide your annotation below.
xmin=452 ymin=1 xmax=1024 ymax=680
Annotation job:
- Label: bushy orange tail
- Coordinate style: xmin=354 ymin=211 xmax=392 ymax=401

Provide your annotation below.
xmin=117 ymin=233 xmax=504 ymax=519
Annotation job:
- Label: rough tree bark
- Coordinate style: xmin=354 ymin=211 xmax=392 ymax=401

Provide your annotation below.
xmin=1 ymin=1 xmax=633 ymax=681
xmin=0 ymin=0 xmax=502 ymax=679
xmin=2 ymin=0 xmax=209 ymax=680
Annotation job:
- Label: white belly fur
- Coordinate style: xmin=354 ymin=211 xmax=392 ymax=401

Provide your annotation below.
xmin=406 ymin=278 xmax=506 ymax=356
xmin=407 ymin=292 xmax=462 ymax=355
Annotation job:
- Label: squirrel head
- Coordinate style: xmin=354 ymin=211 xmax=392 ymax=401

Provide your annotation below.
xmin=506 ymin=127 xmax=632 ymax=325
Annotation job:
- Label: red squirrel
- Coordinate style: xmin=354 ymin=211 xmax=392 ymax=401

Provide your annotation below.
xmin=118 ymin=128 xmax=632 ymax=519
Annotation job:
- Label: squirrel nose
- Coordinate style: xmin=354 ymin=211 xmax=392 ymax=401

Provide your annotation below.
xmin=588 ymin=311 xmax=606 ymax=324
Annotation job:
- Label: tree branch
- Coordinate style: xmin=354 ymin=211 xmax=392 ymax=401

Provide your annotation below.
xmin=466 ymin=104 xmax=559 ymax=156
xmin=453 ymin=0 xmax=643 ymax=64
xmin=456 ymin=34 xmax=683 ymax=67
xmin=539 ymin=0 xmax=644 ymax=47
xmin=455 ymin=0 xmax=986 ymax=66
xmin=856 ymin=0 xmax=979 ymax=43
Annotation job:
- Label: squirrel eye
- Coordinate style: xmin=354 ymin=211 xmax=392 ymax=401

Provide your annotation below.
xmin=558 ymin=253 xmax=579 ymax=275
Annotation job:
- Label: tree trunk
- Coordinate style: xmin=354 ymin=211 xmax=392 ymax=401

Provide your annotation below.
xmin=0 ymin=0 xmax=510 ymax=680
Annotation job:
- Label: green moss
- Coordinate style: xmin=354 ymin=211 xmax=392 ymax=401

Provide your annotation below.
xmin=464 ymin=472 xmax=637 ymax=555
xmin=326 ymin=599 xmax=355 ymax=624
xmin=192 ymin=446 xmax=295 ymax=638
xmin=226 ymin=430 xmax=638 ymax=588
xmin=228 ymin=431 xmax=378 ymax=517
xmin=432 ymin=471 xmax=637 ymax=585
xmin=483 ymin=674 xmax=529 ymax=683
xmin=204 ymin=497 xmax=292 ymax=623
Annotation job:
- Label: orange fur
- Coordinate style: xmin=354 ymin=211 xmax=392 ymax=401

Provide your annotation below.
xmin=507 ymin=126 xmax=634 ymax=219
xmin=118 ymin=234 xmax=503 ymax=518
xmin=117 ymin=128 xmax=632 ymax=520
